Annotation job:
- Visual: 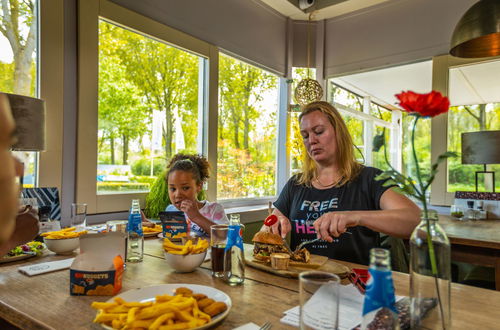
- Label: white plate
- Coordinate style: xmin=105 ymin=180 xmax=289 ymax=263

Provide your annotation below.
xmin=143 ymin=231 xmax=162 ymax=238
xmin=100 ymin=284 xmax=231 ymax=329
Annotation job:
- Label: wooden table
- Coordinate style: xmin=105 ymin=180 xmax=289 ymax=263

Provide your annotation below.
xmin=438 ymin=215 xmax=500 ymax=290
xmin=1 ymin=238 xmax=500 ymax=329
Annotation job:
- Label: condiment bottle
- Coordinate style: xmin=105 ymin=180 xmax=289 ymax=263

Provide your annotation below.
xmin=126 ymin=199 xmax=144 ymax=262
xmin=361 ymin=248 xmax=399 ymax=330
xmin=223 ymin=214 xmax=245 ymax=285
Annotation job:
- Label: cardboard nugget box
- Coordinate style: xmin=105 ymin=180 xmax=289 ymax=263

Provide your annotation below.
xmin=70 ymin=232 xmax=125 ymax=296
xmin=159 ymin=211 xmax=188 ymax=239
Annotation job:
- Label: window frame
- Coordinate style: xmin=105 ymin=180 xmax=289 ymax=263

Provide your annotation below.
xmin=430 ymin=54 xmax=500 ymax=206
xmin=327 ymin=83 xmax=401 ymax=170
xmin=77 ymin=0 xmax=214 ymax=213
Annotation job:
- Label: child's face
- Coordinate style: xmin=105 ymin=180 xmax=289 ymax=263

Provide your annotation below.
xmin=167 ymin=170 xmax=202 ymax=209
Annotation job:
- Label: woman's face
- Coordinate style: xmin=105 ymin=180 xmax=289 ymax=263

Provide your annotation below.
xmin=300 ymin=110 xmax=338 ymax=165
xmin=167 ymin=170 xmax=202 ymax=209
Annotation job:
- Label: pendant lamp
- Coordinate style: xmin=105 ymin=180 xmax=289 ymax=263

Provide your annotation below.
xmin=294 ymin=13 xmax=323 ymax=106
xmin=450 ymin=0 xmax=500 ymax=58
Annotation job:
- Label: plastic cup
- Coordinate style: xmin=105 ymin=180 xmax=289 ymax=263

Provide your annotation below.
xmin=71 ymin=203 xmax=87 ymax=231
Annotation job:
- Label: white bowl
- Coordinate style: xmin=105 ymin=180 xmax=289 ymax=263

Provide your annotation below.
xmin=43 ymin=237 xmax=79 ymax=255
xmin=163 ymin=250 xmax=207 ymax=273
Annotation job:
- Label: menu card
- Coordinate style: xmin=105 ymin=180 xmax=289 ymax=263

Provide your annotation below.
xmin=281 ymin=284 xmax=403 ymax=330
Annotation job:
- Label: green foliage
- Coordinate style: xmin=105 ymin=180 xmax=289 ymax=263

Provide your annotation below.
xmin=131 ymin=158 xmax=166 ymax=176
xmin=145 ymin=171 xmax=169 ymax=219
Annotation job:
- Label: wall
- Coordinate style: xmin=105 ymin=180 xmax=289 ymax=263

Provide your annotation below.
xmin=324 ymin=0 xmax=477 ymax=77
xmin=111 ymin=0 xmax=288 ymax=76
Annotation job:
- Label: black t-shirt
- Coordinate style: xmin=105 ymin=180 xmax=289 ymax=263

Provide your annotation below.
xmin=274 ymin=166 xmax=391 ymax=265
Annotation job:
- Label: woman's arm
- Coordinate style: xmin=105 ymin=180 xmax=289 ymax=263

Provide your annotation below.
xmin=264 ymin=208 xmax=292 ymax=239
xmin=314 ymin=188 xmax=420 ymax=242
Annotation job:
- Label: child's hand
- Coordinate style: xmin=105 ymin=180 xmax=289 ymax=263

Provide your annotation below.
xmin=179 ymin=200 xmax=202 ymax=221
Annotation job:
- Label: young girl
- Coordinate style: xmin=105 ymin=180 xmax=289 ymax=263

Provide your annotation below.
xmin=164 ymin=154 xmax=228 ymax=237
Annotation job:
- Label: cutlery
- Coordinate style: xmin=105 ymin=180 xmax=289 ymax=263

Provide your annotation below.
xmin=294 ymin=231 xmax=352 ymax=253
xmin=259 ymin=321 xmax=272 ymax=330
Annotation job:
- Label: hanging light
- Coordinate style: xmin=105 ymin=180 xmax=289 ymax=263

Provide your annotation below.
xmin=294 ymin=13 xmax=323 ymax=106
xmin=449 ymin=0 xmax=500 ymax=58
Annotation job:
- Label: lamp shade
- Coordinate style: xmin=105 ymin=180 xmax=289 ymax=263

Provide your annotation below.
xmin=6 ymin=93 xmax=46 ymax=151
xmin=461 ymin=130 xmax=500 ymax=164
xmin=449 ymin=0 xmax=500 ymax=58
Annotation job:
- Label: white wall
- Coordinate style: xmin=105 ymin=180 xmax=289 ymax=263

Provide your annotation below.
xmin=111 ymin=0 xmax=288 ymax=76
xmin=324 ymin=0 xmax=477 ymax=77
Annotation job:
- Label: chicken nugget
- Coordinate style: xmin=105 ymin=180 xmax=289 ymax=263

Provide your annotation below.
xmin=192 ymin=293 xmax=207 ymax=301
xmin=175 ymin=287 xmax=193 ymax=297
xmin=202 ymin=301 xmax=228 ymax=317
xmin=197 ymin=298 xmax=215 ymax=309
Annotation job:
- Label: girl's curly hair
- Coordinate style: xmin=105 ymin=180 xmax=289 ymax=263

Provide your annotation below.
xmin=166 ymin=154 xmax=210 ymax=184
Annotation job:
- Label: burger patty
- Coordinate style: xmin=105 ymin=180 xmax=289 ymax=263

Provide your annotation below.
xmin=253 ymin=242 xmax=289 ymax=256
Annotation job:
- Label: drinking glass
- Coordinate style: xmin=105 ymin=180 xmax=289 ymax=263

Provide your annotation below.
xmin=71 ymin=203 xmax=87 ymax=231
xmin=210 ymin=224 xmax=228 ymax=278
xmin=450 ymin=205 xmax=464 ymax=220
xmin=300 ymin=271 xmax=340 ymax=330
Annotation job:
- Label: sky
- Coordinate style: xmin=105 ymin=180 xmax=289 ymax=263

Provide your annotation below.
xmin=0 ymin=35 xmax=13 ymax=62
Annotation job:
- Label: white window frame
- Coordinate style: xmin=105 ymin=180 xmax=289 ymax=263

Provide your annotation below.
xmin=215 ymin=52 xmax=284 ymax=208
xmin=329 ymin=93 xmax=401 ymax=170
xmin=77 ymin=0 xmax=213 ymax=213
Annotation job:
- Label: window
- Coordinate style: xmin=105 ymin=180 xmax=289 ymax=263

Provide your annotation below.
xmin=97 ymin=20 xmax=205 ymax=194
xmin=447 ymin=103 xmax=500 ymax=192
xmin=217 ymin=53 xmax=279 ymax=199
xmin=327 ymin=82 xmax=399 ymax=170
xmin=0 ymin=0 xmax=39 ymax=187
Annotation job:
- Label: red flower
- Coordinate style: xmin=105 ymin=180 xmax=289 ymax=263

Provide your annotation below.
xmin=395 ymin=91 xmax=450 ymax=117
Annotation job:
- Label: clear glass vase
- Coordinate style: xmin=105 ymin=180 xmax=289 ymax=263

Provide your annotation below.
xmin=409 ymin=210 xmax=451 ymax=329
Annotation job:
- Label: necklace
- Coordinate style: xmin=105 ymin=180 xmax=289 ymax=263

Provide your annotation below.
xmin=315 ymin=175 xmax=342 ymax=188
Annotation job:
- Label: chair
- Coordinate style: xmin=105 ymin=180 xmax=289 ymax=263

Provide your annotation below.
xmin=21 ymin=187 xmax=61 ymax=220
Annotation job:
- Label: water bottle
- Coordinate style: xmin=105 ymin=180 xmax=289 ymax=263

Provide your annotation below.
xmin=223 ymin=214 xmax=245 ymax=285
xmin=361 ymin=248 xmax=399 ymax=330
xmin=126 ymin=199 xmax=144 ymax=262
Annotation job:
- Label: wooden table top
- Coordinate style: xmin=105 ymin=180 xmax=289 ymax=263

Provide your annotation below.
xmin=438 ymin=215 xmax=500 ymax=249
xmin=1 ymin=238 xmax=499 ymax=329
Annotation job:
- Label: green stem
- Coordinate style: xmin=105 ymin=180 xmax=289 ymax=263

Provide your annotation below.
xmin=412 ymin=115 xmax=445 ymax=329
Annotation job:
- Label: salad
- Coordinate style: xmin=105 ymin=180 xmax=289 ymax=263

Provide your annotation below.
xmin=7 ymin=241 xmax=45 ymax=257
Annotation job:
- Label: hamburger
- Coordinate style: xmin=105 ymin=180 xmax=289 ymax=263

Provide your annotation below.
xmin=252 ymin=231 xmax=310 ymax=263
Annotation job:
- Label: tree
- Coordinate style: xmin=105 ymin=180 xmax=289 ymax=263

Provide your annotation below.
xmin=0 ymin=0 xmax=36 ymax=95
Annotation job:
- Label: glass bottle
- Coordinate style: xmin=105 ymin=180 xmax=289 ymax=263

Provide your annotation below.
xmin=361 ymin=248 xmax=399 ymax=330
xmin=223 ymin=214 xmax=245 ymax=285
xmin=126 ymin=199 xmax=144 ymax=262
xmin=410 ymin=210 xmax=451 ymax=329
xmin=476 ymin=201 xmax=487 ymax=220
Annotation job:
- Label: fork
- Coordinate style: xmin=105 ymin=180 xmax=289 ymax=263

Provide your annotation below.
xmin=259 ymin=321 xmax=272 ymax=330
xmin=294 ymin=231 xmax=353 ymax=252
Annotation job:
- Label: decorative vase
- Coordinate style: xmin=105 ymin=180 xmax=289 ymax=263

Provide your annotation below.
xmin=409 ymin=210 xmax=451 ymax=329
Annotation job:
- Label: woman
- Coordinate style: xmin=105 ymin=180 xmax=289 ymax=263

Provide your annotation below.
xmin=268 ymin=101 xmax=420 ymax=265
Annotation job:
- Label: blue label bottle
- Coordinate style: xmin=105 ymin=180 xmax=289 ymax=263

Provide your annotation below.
xmin=361 ymin=248 xmax=399 ymax=330
xmin=126 ymin=199 xmax=144 ymax=263
xmin=223 ymin=214 xmax=245 ymax=285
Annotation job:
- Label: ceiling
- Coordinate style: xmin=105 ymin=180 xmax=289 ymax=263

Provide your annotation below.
xmin=332 ymin=59 xmax=500 ymax=109
xmin=259 ymin=0 xmax=392 ymax=20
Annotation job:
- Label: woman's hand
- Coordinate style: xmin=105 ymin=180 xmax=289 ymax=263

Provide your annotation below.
xmin=268 ymin=216 xmax=292 ymax=238
xmin=313 ymin=211 xmax=361 ymax=242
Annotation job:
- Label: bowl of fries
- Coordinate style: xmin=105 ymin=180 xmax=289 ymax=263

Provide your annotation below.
xmin=163 ymin=237 xmax=209 ymax=273
xmin=42 ymin=227 xmax=87 ymax=255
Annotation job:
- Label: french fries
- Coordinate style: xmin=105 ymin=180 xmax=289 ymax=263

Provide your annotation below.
xmin=163 ymin=238 xmax=208 ymax=255
xmin=91 ymin=287 xmax=228 ymax=329
xmin=143 ymin=225 xmax=162 ymax=233
xmin=41 ymin=227 xmax=87 ymax=239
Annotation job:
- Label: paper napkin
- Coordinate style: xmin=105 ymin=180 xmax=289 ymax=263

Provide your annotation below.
xmin=18 ymin=258 xmax=75 ymax=276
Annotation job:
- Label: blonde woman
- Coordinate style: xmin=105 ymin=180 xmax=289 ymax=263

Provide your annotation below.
xmin=269 ymin=101 xmax=420 ymax=265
